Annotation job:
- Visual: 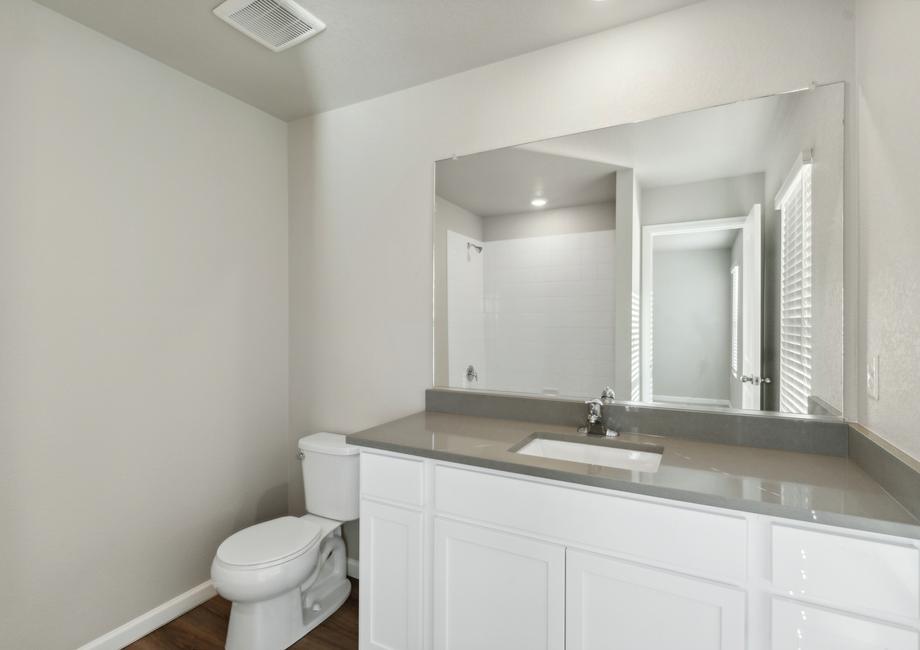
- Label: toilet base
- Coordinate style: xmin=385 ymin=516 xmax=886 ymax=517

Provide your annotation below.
xmin=225 ymin=534 xmax=350 ymax=650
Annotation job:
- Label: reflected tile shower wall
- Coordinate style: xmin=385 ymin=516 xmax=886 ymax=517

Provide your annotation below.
xmin=483 ymin=230 xmax=615 ymax=398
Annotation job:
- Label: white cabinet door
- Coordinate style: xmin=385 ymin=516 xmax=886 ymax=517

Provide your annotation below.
xmin=772 ymin=599 xmax=919 ymax=650
xmin=566 ymin=548 xmax=746 ymax=650
xmin=433 ymin=518 xmax=565 ymax=650
xmin=359 ymin=500 xmax=423 ymax=650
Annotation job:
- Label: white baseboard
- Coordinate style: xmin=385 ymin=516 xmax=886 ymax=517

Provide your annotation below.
xmin=77 ymin=580 xmax=216 ymax=650
xmin=347 ymin=557 xmax=360 ymax=580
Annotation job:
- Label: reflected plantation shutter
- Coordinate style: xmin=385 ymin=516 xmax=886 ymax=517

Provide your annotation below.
xmin=777 ymin=159 xmax=813 ymax=413
xmin=631 ymin=291 xmax=642 ymax=401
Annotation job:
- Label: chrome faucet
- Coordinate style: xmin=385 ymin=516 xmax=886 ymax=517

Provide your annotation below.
xmin=579 ymin=396 xmax=618 ymax=437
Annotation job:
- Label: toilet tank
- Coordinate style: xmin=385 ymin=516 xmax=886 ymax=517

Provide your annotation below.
xmin=298 ymin=433 xmax=360 ymax=521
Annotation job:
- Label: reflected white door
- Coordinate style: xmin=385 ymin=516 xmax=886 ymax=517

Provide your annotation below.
xmin=741 ymin=204 xmax=762 ymax=409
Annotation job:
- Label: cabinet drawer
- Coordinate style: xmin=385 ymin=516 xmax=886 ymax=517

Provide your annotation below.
xmin=772 ymin=524 xmax=919 ymax=619
xmin=772 ymin=599 xmax=919 ymax=650
xmin=434 ymin=465 xmax=747 ymax=582
xmin=360 ymin=452 xmax=425 ymax=507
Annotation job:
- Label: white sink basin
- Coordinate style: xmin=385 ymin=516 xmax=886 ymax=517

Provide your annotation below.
xmin=515 ymin=436 xmax=663 ymax=473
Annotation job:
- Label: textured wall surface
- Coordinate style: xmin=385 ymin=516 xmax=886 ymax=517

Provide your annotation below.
xmin=855 ymin=0 xmax=920 ymax=461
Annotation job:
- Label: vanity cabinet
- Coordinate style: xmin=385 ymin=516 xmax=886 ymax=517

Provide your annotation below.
xmin=357 ymin=450 xmax=920 ymax=650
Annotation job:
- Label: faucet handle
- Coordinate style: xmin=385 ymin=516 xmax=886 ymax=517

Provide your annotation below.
xmin=600 ymin=386 xmax=616 ymax=402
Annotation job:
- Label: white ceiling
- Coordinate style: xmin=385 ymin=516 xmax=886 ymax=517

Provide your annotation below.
xmin=436 ymin=148 xmax=617 ymax=217
xmin=35 ymin=0 xmax=703 ymax=121
xmin=521 ymin=92 xmax=793 ymax=188
xmin=653 ymin=229 xmax=740 ymax=252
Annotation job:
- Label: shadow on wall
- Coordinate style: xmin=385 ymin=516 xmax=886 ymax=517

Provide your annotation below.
xmin=232 ymin=483 xmax=290 ymax=534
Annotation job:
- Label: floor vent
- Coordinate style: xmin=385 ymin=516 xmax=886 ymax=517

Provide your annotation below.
xmin=214 ymin=0 xmax=326 ymax=52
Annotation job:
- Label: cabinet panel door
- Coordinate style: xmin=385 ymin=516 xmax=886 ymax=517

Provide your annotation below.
xmin=772 ymin=599 xmax=919 ymax=650
xmin=566 ymin=548 xmax=746 ymax=650
xmin=433 ymin=518 xmax=565 ymax=650
xmin=359 ymin=500 xmax=423 ymax=650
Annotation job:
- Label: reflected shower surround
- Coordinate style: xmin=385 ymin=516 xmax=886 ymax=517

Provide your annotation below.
xmin=447 ymin=229 xmax=615 ymax=399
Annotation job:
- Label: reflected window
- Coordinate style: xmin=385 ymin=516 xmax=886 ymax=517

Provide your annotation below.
xmin=778 ymin=161 xmax=813 ymax=413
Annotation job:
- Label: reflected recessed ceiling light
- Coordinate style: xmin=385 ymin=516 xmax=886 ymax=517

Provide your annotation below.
xmin=531 ymin=197 xmax=548 ymax=208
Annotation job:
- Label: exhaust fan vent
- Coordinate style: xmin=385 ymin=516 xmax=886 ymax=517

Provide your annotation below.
xmin=214 ymin=0 xmax=326 ymax=52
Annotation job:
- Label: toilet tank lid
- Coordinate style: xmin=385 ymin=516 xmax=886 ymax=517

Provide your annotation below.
xmin=298 ymin=432 xmax=359 ymax=456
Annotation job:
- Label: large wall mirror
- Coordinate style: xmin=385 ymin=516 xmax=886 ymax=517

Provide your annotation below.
xmin=434 ymin=83 xmax=844 ymax=417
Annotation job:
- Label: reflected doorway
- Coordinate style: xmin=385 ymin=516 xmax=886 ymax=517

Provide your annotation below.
xmin=640 ymin=205 xmax=762 ymax=410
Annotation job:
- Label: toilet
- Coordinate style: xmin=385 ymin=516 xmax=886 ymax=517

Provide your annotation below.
xmin=211 ymin=433 xmax=359 ymax=650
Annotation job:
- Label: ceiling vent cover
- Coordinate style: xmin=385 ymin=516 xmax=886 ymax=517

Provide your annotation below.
xmin=214 ymin=0 xmax=326 ymax=52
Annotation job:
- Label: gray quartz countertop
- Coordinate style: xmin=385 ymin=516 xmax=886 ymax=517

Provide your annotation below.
xmin=348 ymin=411 xmax=920 ymax=540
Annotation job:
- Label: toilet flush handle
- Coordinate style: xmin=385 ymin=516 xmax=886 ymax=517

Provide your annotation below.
xmin=297 ymin=449 xmax=305 ymax=460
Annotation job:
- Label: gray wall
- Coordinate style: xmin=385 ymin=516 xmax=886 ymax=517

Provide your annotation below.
xmin=653 ymin=248 xmax=732 ymax=402
xmin=434 ymin=196 xmax=484 ymax=387
xmin=0 ymin=1 xmax=290 ymax=647
xmin=855 ymin=0 xmax=920 ymax=461
xmin=483 ymin=202 xmax=614 ymax=241
xmin=641 ymin=173 xmax=765 ymax=225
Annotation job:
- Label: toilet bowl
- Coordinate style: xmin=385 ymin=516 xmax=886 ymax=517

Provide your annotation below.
xmin=211 ymin=433 xmax=359 ymax=650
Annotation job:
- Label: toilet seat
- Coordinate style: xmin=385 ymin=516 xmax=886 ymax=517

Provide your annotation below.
xmin=216 ymin=516 xmax=322 ymax=569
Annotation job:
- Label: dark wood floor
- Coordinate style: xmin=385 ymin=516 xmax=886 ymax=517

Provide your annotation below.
xmin=127 ymin=578 xmax=359 ymax=650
